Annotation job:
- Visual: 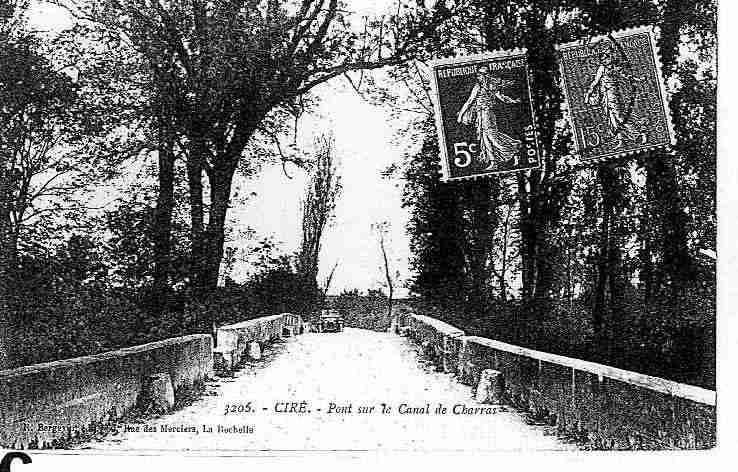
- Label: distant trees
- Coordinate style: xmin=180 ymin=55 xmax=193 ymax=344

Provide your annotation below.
xmin=331 ymin=287 xmax=394 ymax=331
xmin=297 ymin=134 xmax=341 ymax=313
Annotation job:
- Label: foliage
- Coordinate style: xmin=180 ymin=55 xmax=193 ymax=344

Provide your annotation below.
xmin=50 ymin=0 xmax=471 ymax=299
xmin=330 ymin=288 xmax=392 ymax=331
xmin=397 ymin=0 xmax=716 ymax=388
xmin=4 ymin=228 xmax=316 ymax=367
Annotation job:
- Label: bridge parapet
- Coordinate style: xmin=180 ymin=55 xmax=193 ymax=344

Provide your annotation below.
xmin=401 ymin=314 xmax=465 ymax=374
xmin=398 ymin=313 xmax=716 ymax=449
xmin=0 ymin=334 xmax=213 ymax=449
xmin=214 ymin=314 xmax=285 ymax=372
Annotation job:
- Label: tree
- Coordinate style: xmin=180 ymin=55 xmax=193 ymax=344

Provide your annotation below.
xmin=2 ymin=1 xmax=124 ymax=366
xmin=372 ymin=220 xmax=398 ymax=320
xmin=640 ymin=0 xmax=715 ymax=300
xmin=0 ymin=38 xmax=81 ymax=275
xmin=57 ymin=0 xmax=468 ymax=301
xmin=402 ymin=118 xmax=467 ymax=307
xmin=0 ymin=0 xmax=29 ymax=369
xmin=489 ymin=186 xmax=519 ymax=302
xmin=297 ymin=133 xmax=341 ymax=313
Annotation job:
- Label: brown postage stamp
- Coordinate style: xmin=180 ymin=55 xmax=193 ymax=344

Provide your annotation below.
xmin=557 ymin=26 xmax=675 ymax=163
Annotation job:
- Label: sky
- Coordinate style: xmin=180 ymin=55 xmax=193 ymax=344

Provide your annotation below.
xmin=26 ymin=0 xmax=417 ymax=296
xmin=229 ymin=80 xmax=414 ymax=296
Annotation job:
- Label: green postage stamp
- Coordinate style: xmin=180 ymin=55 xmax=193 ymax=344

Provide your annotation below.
xmin=429 ymin=50 xmax=541 ymax=181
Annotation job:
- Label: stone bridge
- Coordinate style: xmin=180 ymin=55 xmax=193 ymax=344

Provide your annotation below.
xmin=0 ymin=312 xmax=716 ymax=451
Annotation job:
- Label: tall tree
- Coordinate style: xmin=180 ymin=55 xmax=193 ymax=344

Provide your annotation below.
xmin=402 ymin=119 xmax=467 ymax=307
xmin=500 ymin=2 xmax=572 ymax=322
xmin=1 ymin=2 xmax=122 ymax=366
xmin=577 ymin=0 xmax=651 ymax=346
xmin=297 ymin=133 xmax=341 ymax=313
xmin=639 ymin=0 xmax=714 ymax=300
xmin=0 ymin=0 xmax=29 ymax=369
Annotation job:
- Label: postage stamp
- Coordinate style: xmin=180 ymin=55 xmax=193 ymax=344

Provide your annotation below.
xmin=557 ymin=26 xmax=675 ymax=163
xmin=429 ymin=51 xmax=541 ymax=181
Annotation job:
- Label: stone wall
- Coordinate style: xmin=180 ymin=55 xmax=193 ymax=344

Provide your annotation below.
xmin=398 ymin=313 xmax=716 ymax=449
xmin=402 ymin=314 xmax=465 ymax=374
xmin=0 ymin=334 xmax=213 ymax=449
xmin=213 ymin=314 xmax=284 ymax=371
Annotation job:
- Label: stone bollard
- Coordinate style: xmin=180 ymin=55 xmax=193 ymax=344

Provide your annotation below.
xmin=457 ymin=339 xmax=476 ymax=385
xmin=146 ymin=373 xmax=175 ymax=413
xmin=248 ymin=341 xmax=262 ymax=360
xmin=475 ymin=369 xmax=504 ymax=404
xmin=389 ymin=316 xmax=400 ymax=334
xmin=442 ymin=336 xmax=457 ymax=374
xmin=213 ymin=348 xmax=234 ymax=372
xmin=421 ymin=340 xmax=435 ymax=358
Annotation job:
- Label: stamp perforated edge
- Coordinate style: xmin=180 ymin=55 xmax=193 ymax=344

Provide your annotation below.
xmin=555 ymin=25 xmax=677 ymax=164
xmin=428 ymin=49 xmax=541 ymax=183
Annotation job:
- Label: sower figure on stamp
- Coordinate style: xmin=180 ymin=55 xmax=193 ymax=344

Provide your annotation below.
xmin=457 ymin=65 xmax=522 ymax=169
xmin=584 ymin=47 xmax=647 ymax=149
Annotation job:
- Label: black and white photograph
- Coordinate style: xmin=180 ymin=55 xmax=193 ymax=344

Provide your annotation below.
xmin=0 ymin=0 xmax=725 ymax=465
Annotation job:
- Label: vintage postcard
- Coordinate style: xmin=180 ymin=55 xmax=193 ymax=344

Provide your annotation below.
xmin=0 ymin=0 xmax=722 ymax=466
xmin=557 ymin=26 xmax=675 ymax=163
xmin=429 ymin=51 xmax=541 ymax=181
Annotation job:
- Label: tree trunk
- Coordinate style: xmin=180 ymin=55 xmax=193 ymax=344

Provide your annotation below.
xmin=533 ymin=231 xmax=555 ymax=302
xmin=0 ymin=162 xmax=16 ymax=369
xmin=592 ymin=165 xmax=626 ymax=355
xmin=464 ymin=181 xmax=497 ymax=310
xmin=151 ymin=108 xmax=176 ymax=312
xmin=499 ymin=205 xmax=511 ymax=302
xmin=640 ymin=0 xmax=693 ymax=299
xmin=639 ymin=175 xmax=654 ymax=305
xmin=566 ymin=245 xmax=573 ymax=310
xmin=379 ymin=231 xmax=394 ymax=322
xmin=644 ymin=155 xmax=693 ymax=296
xmin=517 ymin=6 xmax=565 ymax=314
xmin=187 ymin=133 xmax=207 ymax=299
xmin=517 ymin=173 xmax=537 ymax=303
xmin=592 ymin=201 xmax=610 ymax=339
xmin=201 ymin=164 xmax=235 ymax=294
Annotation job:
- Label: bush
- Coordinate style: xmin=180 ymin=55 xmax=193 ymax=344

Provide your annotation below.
xmin=330 ymin=289 xmax=391 ymax=331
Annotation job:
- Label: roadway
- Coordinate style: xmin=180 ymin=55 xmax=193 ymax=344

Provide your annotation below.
xmin=82 ymin=328 xmax=574 ymax=451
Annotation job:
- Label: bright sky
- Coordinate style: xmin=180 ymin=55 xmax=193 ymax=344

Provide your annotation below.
xmin=27 ymin=1 xmax=415 ymax=296
xmin=230 ymin=79 xmax=413 ymax=296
